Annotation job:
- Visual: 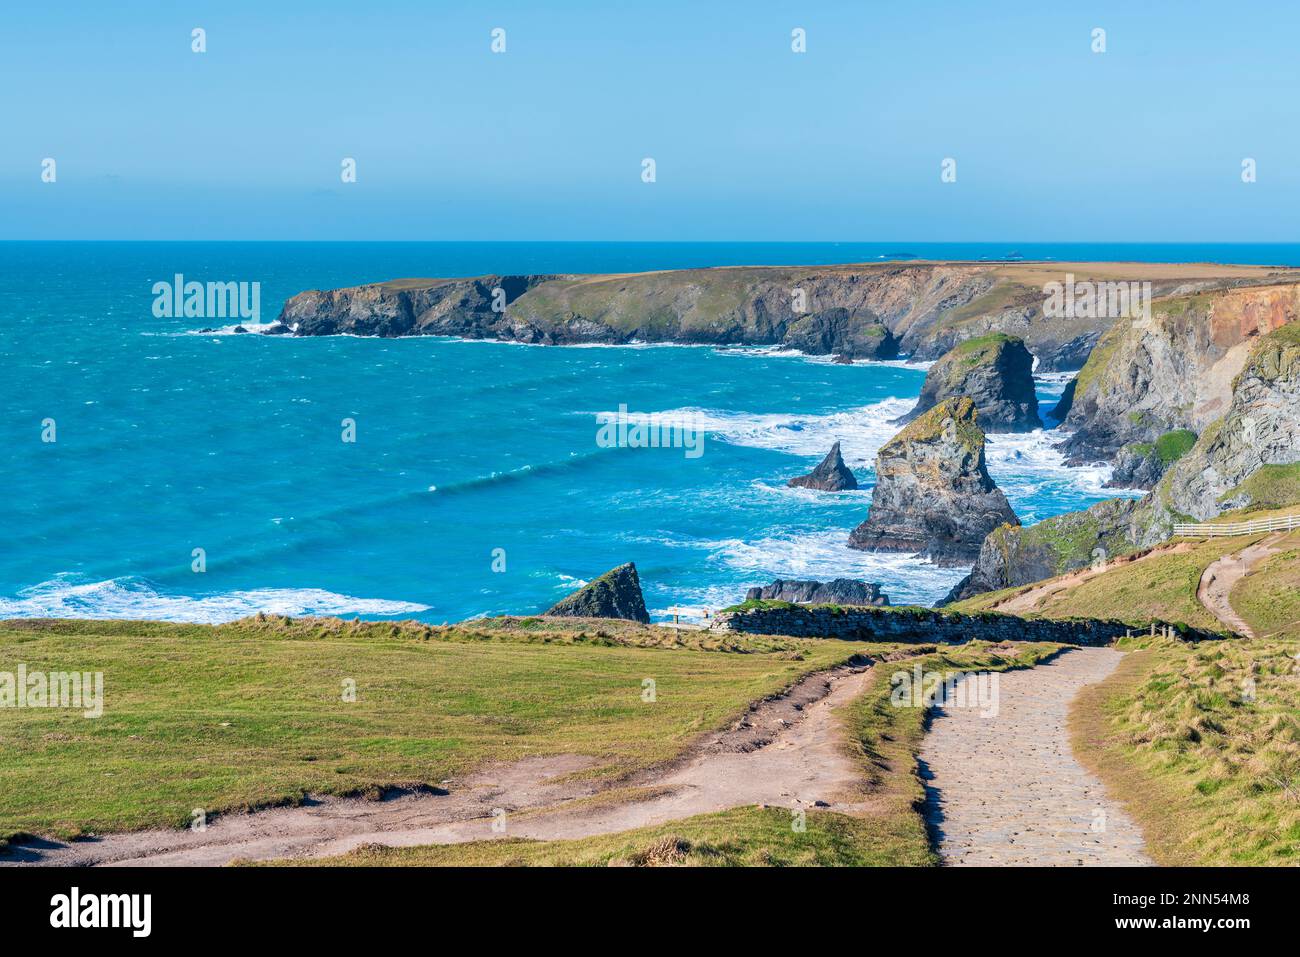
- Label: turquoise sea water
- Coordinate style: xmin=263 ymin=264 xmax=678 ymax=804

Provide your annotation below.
xmin=5 ymin=242 xmax=1300 ymax=623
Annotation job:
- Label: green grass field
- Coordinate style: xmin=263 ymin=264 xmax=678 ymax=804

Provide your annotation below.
xmin=0 ymin=616 xmax=862 ymax=841
xmin=276 ymin=640 xmax=1060 ymax=866
xmin=1231 ymin=539 xmax=1300 ymax=637
xmin=945 ymin=538 xmax=1240 ymax=629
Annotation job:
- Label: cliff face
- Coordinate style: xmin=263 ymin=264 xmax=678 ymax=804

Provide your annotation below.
xmin=949 ymin=321 xmax=1300 ymax=601
xmin=896 ymin=334 xmax=1041 ymax=432
xmin=943 ymin=497 xmax=1140 ymax=602
xmin=1138 ymin=323 xmax=1300 ymax=538
xmin=274 ymin=264 xmax=1300 ymax=370
xmin=1058 ymin=284 xmax=1300 ymax=467
xmin=269 ymin=263 xmax=1166 ymax=370
xmin=271 ymin=276 xmax=558 ymax=339
xmin=847 ymin=397 xmax=1019 ymax=565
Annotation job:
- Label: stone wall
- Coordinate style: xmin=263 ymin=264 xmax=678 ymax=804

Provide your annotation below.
xmin=709 ymin=604 xmax=1230 ymax=644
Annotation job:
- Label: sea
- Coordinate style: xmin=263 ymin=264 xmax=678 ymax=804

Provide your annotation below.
xmin=5 ymin=241 xmax=1299 ymax=624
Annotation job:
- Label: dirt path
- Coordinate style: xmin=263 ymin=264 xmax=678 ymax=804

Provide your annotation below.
xmin=1 ymin=658 xmax=874 ymax=866
xmin=919 ymin=647 xmax=1151 ymax=866
xmin=993 ymin=543 xmax=1192 ymax=615
xmin=1196 ymin=533 xmax=1285 ymax=638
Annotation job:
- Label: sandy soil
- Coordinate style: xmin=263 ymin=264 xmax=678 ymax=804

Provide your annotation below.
xmin=1196 ymin=533 xmax=1286 ymax=638
xmin=919 ymin=647 xmax=1151 ymax=866
xmin=1 ymin=657 xmax=875 ymax=867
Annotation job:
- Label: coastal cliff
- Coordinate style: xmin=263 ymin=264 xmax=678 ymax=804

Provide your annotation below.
xmin=272 ymin=263 xmax=1298 ymax=371
xmin=950 ymin=320 xmax=1300 ymax=601
xmin=1057 ymin=284 xmax=1300 ymax=471
xmin=1137 ymin=323 xmax=1300 ymax=538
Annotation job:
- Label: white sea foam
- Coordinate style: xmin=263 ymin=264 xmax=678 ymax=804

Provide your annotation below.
xmin=589 ymin=397 xmax=916 ymax=464
xmin=0 ymin=576 xmax=429 ymax=624
xmin=715 ymin=345 xmax=934 ymax=370
xmin=604 ymin=397 xmax=1123 ymax=507
xmin=180 ymin=322 xmax=281 ymax=336
xmin=984 ymin=429 xmax=1133 ymax=520
xmin=638 ymin=528 xmax=970 ymax=615
xmin=749 ymin=479 xmax=875 ymax=505
xmin=1033 ymin=371 xmax=1075 ymax=402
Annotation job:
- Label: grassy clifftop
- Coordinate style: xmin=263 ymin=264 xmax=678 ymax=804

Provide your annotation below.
xmin=0 ymin=616 xmax=860 ymax=840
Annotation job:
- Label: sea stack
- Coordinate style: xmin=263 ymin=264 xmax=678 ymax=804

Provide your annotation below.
xmin=544 ymin=562 xmax=651 ymax=623
xmin=787 ymin=442 xmax=858 ymax=491
xmin=896 ymin=334 xmax=1041 ymax=432
xmin=848 ymin=397 xmax=1019 ymax=565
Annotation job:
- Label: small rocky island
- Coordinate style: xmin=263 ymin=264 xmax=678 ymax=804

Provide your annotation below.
xmin=896 ymin=334 xmax=1041 ymax=432
xmin=745 ymin=578 xmax=889 ymax=606
xmin=848 ymin=397 xmax=1019 ymax=565
xmin=787 ymin=442 xmax=858 ymax=491
xmin=544 ymin=562 xmax=650 ymax=623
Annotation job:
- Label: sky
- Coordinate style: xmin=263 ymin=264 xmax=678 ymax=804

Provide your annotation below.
xmin=2 ymin=0 xmax=1297 ymax=241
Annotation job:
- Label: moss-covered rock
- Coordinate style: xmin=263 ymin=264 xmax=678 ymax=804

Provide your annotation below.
xmin=1107 ymin=429 xmax=1198 ymax=489
xmin=544 ymin=562 xmax=650 ymax=623
xmin=848 ymin=398 xmax=1019 ymax=565
xmin=896 ymin=334 xmax=1041 ymax=432
xmin=943 ymin=497 xmax=1141 ymax=602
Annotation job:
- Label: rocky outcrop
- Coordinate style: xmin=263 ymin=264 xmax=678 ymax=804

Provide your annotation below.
xmin=743 ymin=579 xmax=888 ymax=606
xmin=941 ymin=497 xmax=1141 ymax=603
xmin=896 ymin=334 xmax=1041 ymax=432
xmin=787 ymin=442 xmax=858 ymax=491
xmin=276 ymin=276 xmax=559 ymax=339
xmin=848 ymin=398 xmax=1019 ymax=565
xmin=948 ymin=322 xmax=1300 ymax=603
xmin=271 ymin=263 xmax=1300 ymax=370
xmin=1137 ymin=323 xmax=1300 ymax=540
xmin=782 ymin=309 xmax=899 ymax=360
xmin=543 ymin=562 xmax=650 ymax=623
xmin=1105 ymin=431 xmax=1197 ymax=490
xmin=1059 ymin=284 xmax=1300 ymax=464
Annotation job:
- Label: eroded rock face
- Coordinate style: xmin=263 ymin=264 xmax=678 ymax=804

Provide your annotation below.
xmin=942 ymin=497 xmax=1141 ymax=603
xmin=277 ymin=276 xmax=560 ymax=339
xmin=848 ymin=397 xmax=1019 ymax=565
xmin=782 ymin=309 xmax=899 ymax=360
xmin=1106 ymin=443 xmax=1168 ymax=490
xmin=543 ymin=562 xmax=650 ymax=623
xmin=1059 ymin=284 xmax=1300 ymax=463
xmin=947 ymin=324 xmax=1300 ymax=602
xmin=269 ymin=263 xmax=1162 ymax=368
xmin=744 ymin=579 xmax=889 ymax=606
xmin=787 ymin=442 xmax=858 ymax=491
xmin=1137 ymin=324 xmax=1300 ymax=539
xmin=1105 ymin=429 xmax=1199 ymax=490
xmin=896 ymin=334 xmax=1041 ymax=432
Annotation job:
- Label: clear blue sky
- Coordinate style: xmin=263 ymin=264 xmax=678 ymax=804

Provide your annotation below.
xmin=3 ymin=0 xmax=1296 ymax=240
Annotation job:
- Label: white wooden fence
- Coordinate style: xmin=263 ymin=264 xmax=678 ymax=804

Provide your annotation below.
xmin=1173 ymin=513 xmax=1300 ymax=537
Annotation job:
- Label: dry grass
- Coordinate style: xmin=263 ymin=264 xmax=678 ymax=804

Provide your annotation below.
xmin=1072 ymin=636 xmax=1300 ymax=865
